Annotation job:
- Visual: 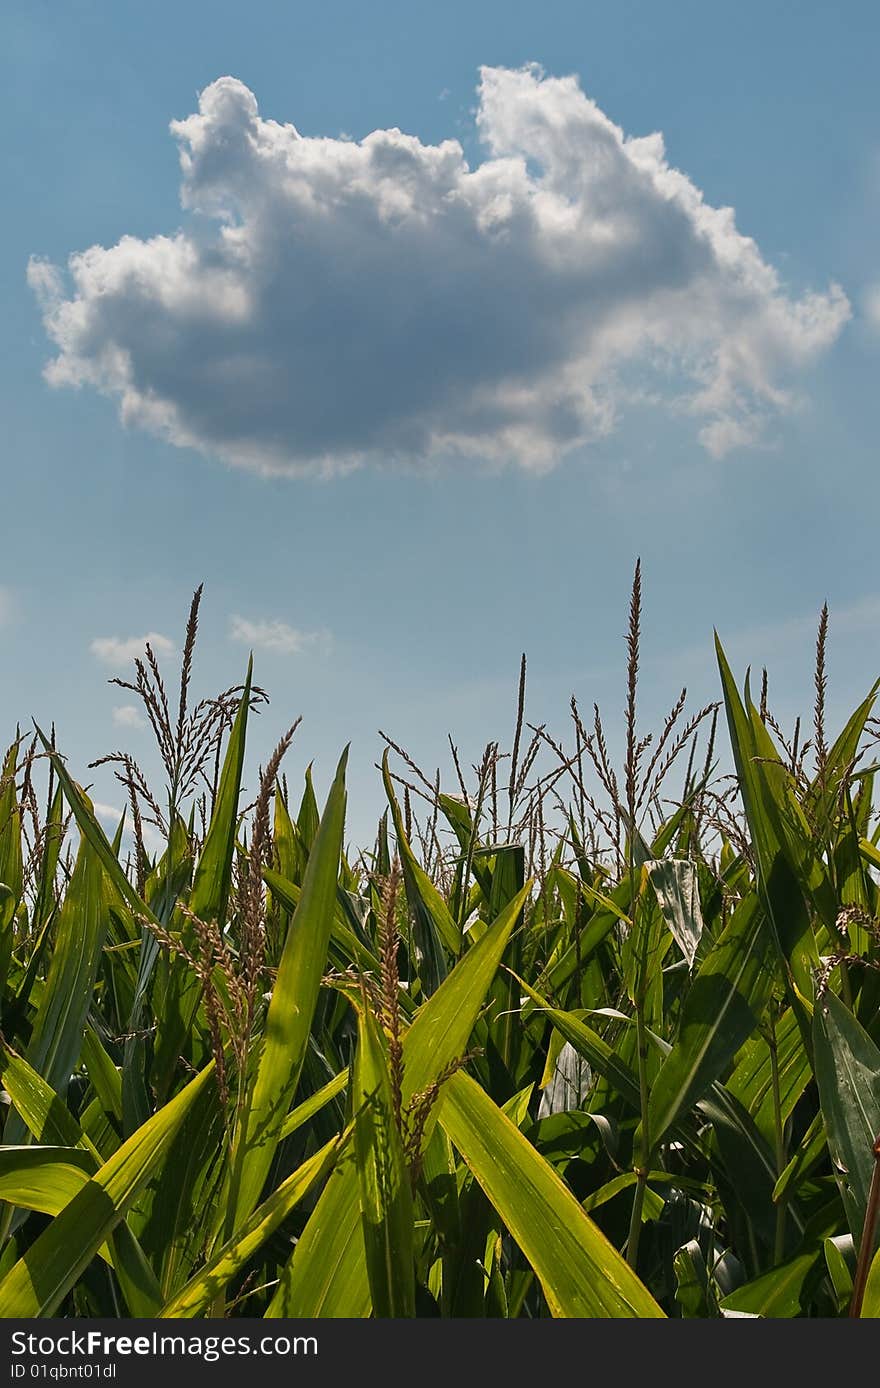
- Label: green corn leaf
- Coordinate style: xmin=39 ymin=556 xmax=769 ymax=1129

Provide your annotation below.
xmin=189 ymin=662 xmax=252 ymax=926
xmin=223 ymin=748 xmax=347 ymax=1237
xmin=0 ymin=1047 xmax=99 ymax=1157
xmin=6 ymin=838 xmax=107 ymax=1146
xmin=125 ymin=817 xmax=192 ymax=1132
xmin=806 ymin=684 xmax=878 ymax=832
xmin=824 ymin=1234 xmax=854 ymax=1313
xmin=267 ymin=882 xmax=531 ymax=1317
xmin=352 ymin=1004 xmax=415 ymax=1317
xmin=719 ymin=1252 xmax=819 ymax=1318
xmin=485 ymin=843 xmax=527 ymax=1090
xmin=0 ymin=1062 xmax=214 ymax=1316
xmin=278 ymin=1069 xmax=349 ymax=1142
xmin=531 ymin=881 xmax=631 ymax=1006
xmin=399 ymin=882 xmax=531 ymax=1104
xmin=674 ymin=1240 xmax=713 ymax=1318
xmin=582 ymin=1171 xmax=666 ymax=1219
xmin=32 ymin=784 xmax=64 ymax=931
xmin=383 ymin=753 xmax=459 ymax=982
xmin=813 ymin=989 xmax=880 ymax=1242
xmin=296 ymin=765 xmax=321 ymax=861
xmin=271 ymin=776 xmax=298 ymax=881
xmin=714 ymin=640 xmax=819 ymax=1015
xmin=79 ymin=1099 xmax=120 ymax=1161
xmin=132 ymin=1063 xmax=225 ymax=1298
xmin=647 ymin=891 xmax=775 ymax=1148
xmin=861 ymin=1246 xmax=880 ymax=1317
xmin=0 ymin=740 xmax=23 ymax=898
xmin=0 ymin=739 xmax=23 ymax=999
xmin=262 ymin=866 xmax=379 ymax=973
xmin=150 ymin=676 xmax=254 ymax=1103
xmin=0 ymin=1147 xmax=93 ymax=1218
xmin=437 ymin=793 xmax=493 ymax=900
xmin=727 ymin=1007 xmax=811 ymax=1145
xmin=30 ymin=737 xmax=159 ymax=1138
xmin=773 ymin=1110 xmax=827 ymax=1205
xmin=160 ymin=1138 xmax=341 ymax=1318
xmin=33 ymin=727 xmax=153 ymax=925
xmin=746 ymin=696 xmax=837 ymax=932
xmin=110 ymin=1221 xmax=164 ymax=1317
xmin=438 ymin=1070 xmax=664 ymax=1318
xmin=81 ymin=1027 xmax=123 ymax=1127
xmin=0 ymin=1148 xmax=164 ymax=1308
xmin=696 ymin=1086 xmax=796 ymax=1251
xmin=513 ymin=973 xmax=641 ymax=1110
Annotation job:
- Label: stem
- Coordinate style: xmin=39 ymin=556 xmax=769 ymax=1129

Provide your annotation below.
xmin=626 ymin=1004 xmax=651 ymax=1269
xmin=456 ymin=752 xmax=491 ymax=937
xmin=850 ymin=1132 xmax=880 ymax=1317
xmin=769 ymin=1019 xmax=787 ymax=1264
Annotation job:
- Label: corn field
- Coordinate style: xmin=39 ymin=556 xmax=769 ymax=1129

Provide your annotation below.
xmin=1 ymin=571 xmax=879 ymax=1320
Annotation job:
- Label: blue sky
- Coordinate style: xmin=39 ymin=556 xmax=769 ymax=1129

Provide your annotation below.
xmin=3 ymin=1 xmax=880 ymax=847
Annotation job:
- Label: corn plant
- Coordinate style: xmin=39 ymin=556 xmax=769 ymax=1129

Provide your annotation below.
xmin=1 ymin=574 xmax=879 ymax=1318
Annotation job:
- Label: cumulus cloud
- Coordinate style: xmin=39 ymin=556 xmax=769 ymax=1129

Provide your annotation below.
xmin=28 ymin=65 xmax=849 ymax=473
xmin=93 ymin=800 xmax=164 ymax=853
xmin=229 ymin=615 xmax=330 ymax=655
xmin=112 ymin=704 xmax=146 ymax=729
xmin=90 ymin=632 xmax=175 ymax=667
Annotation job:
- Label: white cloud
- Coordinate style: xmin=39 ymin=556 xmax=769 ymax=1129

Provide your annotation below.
xmin=29 ymin=65 xmax=849 ymax=474
xmin=90 ymin=632 xmax=175 ymax=668
xmin=93 ymin=800 xmax=164 ymax=854
xmin=229 ymin=614 xmax=330 ymax=655
xmin=141 ymin=823 xmax=167 ymax=855
xmin=112 ymin=704 xmax=146 ymax=729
